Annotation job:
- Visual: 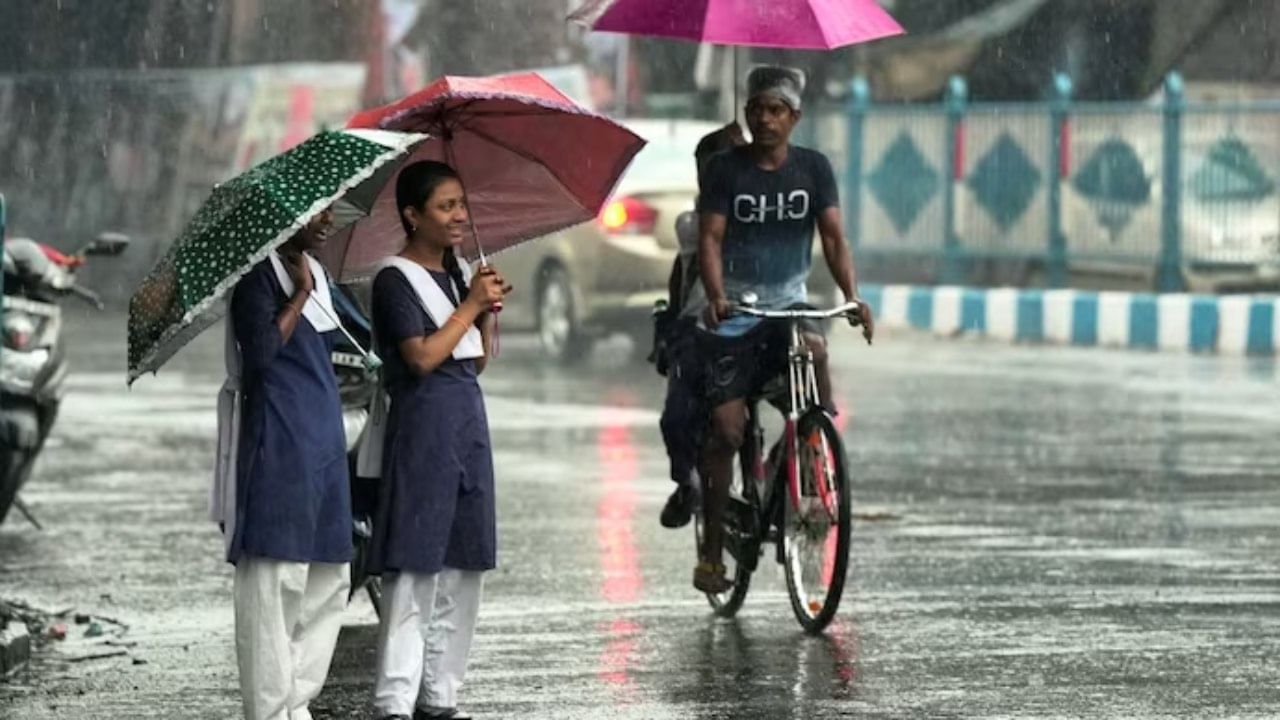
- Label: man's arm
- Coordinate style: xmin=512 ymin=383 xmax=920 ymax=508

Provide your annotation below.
xmin=816 ymin=207 xmax=874 ymax=343
xmin=698 ymin=212 xmax=730 ymax=327
xmin=666 ymin=256 xmax=683 ymax=313
xmin=696 ymin=153 xmax=733 ymax=326
xmin=816 ymin=207 xmax=857 ymax=301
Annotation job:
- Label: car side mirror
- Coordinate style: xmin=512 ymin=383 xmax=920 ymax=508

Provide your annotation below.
xmin=84 ymin=232 xmax=130 ymax=257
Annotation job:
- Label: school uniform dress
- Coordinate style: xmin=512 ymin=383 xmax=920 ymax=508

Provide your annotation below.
xmin=221 ymin=253 xmax=353 ymax=720
xmin=365 ymin=258 xmax=494 ymax=718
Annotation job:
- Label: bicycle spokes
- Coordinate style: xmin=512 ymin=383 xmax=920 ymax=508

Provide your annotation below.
xmin=796 ymin=429 xmax=838 ymax=527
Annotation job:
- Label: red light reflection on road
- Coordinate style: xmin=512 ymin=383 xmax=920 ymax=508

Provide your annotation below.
xmin=595 ymin=402 xmax=645 ymax=695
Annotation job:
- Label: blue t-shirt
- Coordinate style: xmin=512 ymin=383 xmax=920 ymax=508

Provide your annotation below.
xmin=696 ymin=144 xmax=838 ymax=336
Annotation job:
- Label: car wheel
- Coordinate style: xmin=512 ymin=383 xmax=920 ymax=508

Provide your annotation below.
xmin=537 ymin=265 xmax=589 ymax=364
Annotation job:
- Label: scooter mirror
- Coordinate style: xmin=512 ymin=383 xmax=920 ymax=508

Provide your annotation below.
xmin=84 ymin=232 xmax=131 ymax=257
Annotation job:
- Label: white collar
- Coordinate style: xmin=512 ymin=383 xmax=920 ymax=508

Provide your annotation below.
xmin=378 ymin=256 xmax=484 ymax=360
xmin=268 ymin=251 xmax=339 ymax=333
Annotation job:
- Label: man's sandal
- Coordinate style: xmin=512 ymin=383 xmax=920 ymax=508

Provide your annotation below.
xmin=693 ymin=561 xmax=733 ymax=594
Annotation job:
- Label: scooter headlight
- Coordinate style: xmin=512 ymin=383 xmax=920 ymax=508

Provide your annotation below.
xmin=0 ymin=347 xmax=50 ymax=393
xmin=2 ymin=298 xmax=56 ymax=351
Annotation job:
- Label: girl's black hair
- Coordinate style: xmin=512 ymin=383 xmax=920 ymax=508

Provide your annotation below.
xmin=395 ymin=160 xmax=469 ymax=299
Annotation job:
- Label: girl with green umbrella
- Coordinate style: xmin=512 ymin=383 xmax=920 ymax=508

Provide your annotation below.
xmin=227 ymin=206 xmax=354 ymax=720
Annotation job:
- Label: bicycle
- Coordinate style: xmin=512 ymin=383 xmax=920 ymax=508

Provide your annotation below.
xmin=693 ymin=295 xmax=862 ymax=634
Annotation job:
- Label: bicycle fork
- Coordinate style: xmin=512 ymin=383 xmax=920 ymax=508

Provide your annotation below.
xmin=784 ymin=321 xmax=820 ymax=512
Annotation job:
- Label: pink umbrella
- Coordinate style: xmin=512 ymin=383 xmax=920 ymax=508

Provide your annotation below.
xmin=323 ymin=72 xmax=645 ymax=280
xmin=569 ymin=0 xmax=904 ymax=50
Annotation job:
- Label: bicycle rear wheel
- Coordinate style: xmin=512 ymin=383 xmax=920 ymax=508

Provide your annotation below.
xmin=782 ymin=409 xmax=852 ymax=634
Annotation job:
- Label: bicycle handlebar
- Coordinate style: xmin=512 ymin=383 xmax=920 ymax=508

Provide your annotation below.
xmin=730 ymin=300 xmax=863 ymax=324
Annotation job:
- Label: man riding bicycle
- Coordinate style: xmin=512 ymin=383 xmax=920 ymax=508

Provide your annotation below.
xmin=690 ymin=66 xmax=874 ymax=594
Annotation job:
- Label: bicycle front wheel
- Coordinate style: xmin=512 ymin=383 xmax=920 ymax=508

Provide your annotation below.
xmin=782 ymin=409 xmax=852 ymax=634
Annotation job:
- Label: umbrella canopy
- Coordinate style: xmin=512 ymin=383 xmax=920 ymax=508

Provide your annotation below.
xmin=127 ymin=128 xmax=425 ymax=384
xmin=330 ymin=72 xmax=645 ymax=279
xmin=569 ymin=0 xmax=904 ymax=50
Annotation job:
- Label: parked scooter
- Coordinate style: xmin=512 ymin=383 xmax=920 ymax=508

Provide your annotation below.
xmin=0 ymin=232 xmax=130 ymax=525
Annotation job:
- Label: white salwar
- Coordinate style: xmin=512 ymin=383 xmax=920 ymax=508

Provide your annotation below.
xmin=374 ymin=569 xmax=484 ymax=717
xmin=235 ymin=558 xmax=351 ymax=720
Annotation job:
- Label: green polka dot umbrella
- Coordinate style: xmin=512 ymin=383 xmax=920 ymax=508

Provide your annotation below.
xmin=127 ymin=129 xmax=425 ymax=384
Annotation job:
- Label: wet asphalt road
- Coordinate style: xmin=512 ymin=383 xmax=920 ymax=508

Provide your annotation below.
xmin=2 ymin=308 xmax=1279 ymax=718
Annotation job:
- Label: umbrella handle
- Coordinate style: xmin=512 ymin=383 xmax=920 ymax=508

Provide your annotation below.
xmin=491 ymin=311 xmax=500 ymax=359
xmin=475 ymin=261 xmax=503 ymax=314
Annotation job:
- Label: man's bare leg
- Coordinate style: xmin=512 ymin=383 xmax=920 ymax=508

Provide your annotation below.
xmin=696 ymin=399 xmax=747 ymax=592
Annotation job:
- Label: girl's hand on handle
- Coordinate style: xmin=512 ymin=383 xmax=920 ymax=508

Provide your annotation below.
xmin=465 ymin=269 xmax=507 ymax=312
xmin=478 ymin=265 xmax=512 ymax=293
xmin=476 ymin=264 xmax=513 ymax=309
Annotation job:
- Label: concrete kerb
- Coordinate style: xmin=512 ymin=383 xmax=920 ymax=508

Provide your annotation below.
xmin=859 ymin=284 xmax=1279 ymax=355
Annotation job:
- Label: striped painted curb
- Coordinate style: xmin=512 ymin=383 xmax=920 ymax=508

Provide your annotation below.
xmin=860 ymin=285 xmax=1279 ymax=356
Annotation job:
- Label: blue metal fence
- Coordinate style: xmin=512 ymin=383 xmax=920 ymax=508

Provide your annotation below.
xmin=805 ymin=73 xmax=1280 ymax=293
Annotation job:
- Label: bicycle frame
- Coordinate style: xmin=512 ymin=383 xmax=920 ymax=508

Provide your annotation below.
xmin=733 ymin=301 xmax=861 ymax=546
